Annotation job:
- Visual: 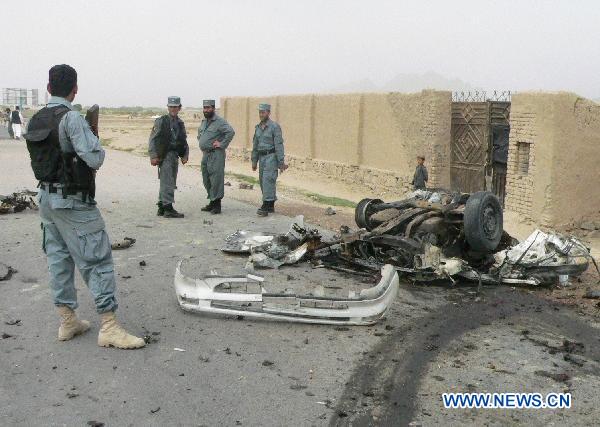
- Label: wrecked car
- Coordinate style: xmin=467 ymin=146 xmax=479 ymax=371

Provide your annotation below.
xmin=338 ymin=190 xmax=592 ymax=285
xmin=341 ymin=189 xmax=509 ymax=273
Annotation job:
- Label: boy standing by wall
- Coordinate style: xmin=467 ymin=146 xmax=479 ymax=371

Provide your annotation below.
xmin=411 ymin=155 xmax=428 ymax=190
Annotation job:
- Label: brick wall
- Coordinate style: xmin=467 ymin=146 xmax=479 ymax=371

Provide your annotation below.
xmin=504 ymin=109 xmax=537 ymax=220
xmin=504 ymin=92 xmax=600 ymax=227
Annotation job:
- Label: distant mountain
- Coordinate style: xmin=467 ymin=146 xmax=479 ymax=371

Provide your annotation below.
xmin=329 ymin=71 xmax=479 ymax=94
xmin=383 ymin=71 xmax=478 ymax=92
xmin=329 ymin=78 xmax=379 ymax=93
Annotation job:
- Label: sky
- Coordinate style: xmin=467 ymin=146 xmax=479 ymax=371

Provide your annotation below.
xmin=3 ymin=0 xmax=600 ymax=107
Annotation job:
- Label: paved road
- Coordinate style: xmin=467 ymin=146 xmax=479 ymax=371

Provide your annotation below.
xmin=1 ymin=141 xmax=599 ymax=426
xmin=0 ymin=125 xmax=10 ymax=139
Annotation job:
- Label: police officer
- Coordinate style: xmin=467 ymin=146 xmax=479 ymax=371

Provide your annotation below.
xmin=198 ymin=99 xmax=235 ymax=214
xmin=251 ymin=103 xmax=287 ymax=216
xmin=25 ymin=64 xmax=145 ymax=349
xmin=148 ymin=96 xmax=189 ymax=218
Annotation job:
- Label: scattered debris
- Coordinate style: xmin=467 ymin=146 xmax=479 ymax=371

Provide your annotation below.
xmin=583 ymin=289 xmax=600 ymax=299
xmin=325 ymin=207 xmax=336 ymax=216
xmin=66 ymin=392 xmax=79 ymax=399
xmin=111 ymin=237 xmax=136 ymax=250
xmin=203 ymin=219 xmax=213 ymax=226
xmin=239 ymin=183 xmax=254 ymax=190
xmin=175 ymin=190 xmax=596 ymax=326
xmin=0 ymin=263 xmax=16 ymax=281
xmin=0 ymin=190 xmax=38 ymax=214
xmin=534 ymin=370 xmax=571 ymax=383
xmin=290 ymin=384 xmax=308 ymax=390
xmin=225 ymin=181 xmax=232 ymax=186
xmin=143 ymin=332 xmax=160 ymax=344
xmin=224 ymin=216 xmax=321 ymax=270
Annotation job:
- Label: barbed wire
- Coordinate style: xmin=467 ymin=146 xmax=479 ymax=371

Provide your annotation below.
xmin=452 ymin=91 xmax=512 ymax=102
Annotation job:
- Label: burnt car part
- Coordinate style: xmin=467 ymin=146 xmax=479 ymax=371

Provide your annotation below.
xmin=0 ymin=190 xmax=38 ymax=214
xmin=493 ymin=230 xmax=593 ymax=285
xmin=174 ymin=260 xmax=399 ymax=325
xmin=355 ymin=190 xmax=501 ymax=254
xmin=222 ymin=216 xmax=326 ymax=269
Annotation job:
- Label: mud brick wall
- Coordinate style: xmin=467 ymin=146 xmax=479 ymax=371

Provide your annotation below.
xmin=504 ymin=93 xmax=600 ymax=227
xmin=221 ymin=90 xmax=452 ymax=195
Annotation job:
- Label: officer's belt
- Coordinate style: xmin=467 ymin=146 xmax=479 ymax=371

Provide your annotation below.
xmin=258 ymin=148 xmax=276 ymax=156
xmin=38 ymin=182 xmax=80 ymax=196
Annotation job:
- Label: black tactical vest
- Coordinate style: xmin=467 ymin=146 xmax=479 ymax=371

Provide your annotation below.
xmin=11 ymin=110 xmax=21 ymax=124
xmin=25 ymin=106 xmax=96 ymax=200
xmin=156 ymin=115 xmax=188 ymax=159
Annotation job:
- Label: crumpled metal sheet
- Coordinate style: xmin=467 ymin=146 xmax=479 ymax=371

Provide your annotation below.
xmin=174 ymin=260 xmax=399 ymax=325
xmin=497 ymin=229 xmax=589 ymax=267
xmin=492 ymin=229 xmax=592 ymax=285
xmin=223 ymin=216 xmax=319 ymax=270
xmin=222 ymin=230 xmax=275 ymax=254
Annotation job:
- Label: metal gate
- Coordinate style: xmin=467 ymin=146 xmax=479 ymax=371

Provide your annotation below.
xmin=450 ymin=93 xmax=511 ymax=202
xmin=450 ymin=102 xmax=490 ymax=193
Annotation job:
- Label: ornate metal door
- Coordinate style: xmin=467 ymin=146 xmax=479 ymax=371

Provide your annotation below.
xmin=450 ymin=102 xmax=490 ymax=193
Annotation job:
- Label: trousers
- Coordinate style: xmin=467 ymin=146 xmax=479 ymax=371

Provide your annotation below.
xmin=38 ymin=189 xmax=117 ymax=313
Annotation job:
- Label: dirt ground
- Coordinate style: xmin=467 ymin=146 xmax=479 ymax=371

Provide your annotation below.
xmin=1 ymin=129 xmax=600 ymax=426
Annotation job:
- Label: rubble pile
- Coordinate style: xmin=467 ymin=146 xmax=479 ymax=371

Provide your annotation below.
xmin=0 ymin=190 xmax=38 ymax=214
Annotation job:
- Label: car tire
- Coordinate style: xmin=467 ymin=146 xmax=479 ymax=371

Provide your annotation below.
xmin=355 ymin=198 xmax=383 ymax=231
xmin=464 ymin=191 xmax=503 ymax=252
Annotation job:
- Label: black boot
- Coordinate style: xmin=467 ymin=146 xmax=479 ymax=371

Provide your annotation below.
xmin=257 ymin=201 xmax=268 ymax=217
xmin=266 ymin=200 xmax=275 ymax=213
xmin=163 ymin=203 xmax=184 ymax=218
xmin=157 ymin=201 xmax=165 ymax=216
xmin=210 ymin=199 xmax=221 ymax=215
xmin=201 ymin=200 xmax=214 ymax=212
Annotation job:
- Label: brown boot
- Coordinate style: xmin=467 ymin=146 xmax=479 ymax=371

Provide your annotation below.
xmin=97 ymin=311 xmax=145 ymax=349
xmin=57 ymin=306 xmax=91 ymax=341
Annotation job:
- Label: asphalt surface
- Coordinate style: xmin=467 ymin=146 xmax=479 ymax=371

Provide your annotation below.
xmin=1 ymin=138 xmax=599 ymax=426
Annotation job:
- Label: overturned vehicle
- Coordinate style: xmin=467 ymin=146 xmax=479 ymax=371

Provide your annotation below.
xmin=334 ymin=190 xmax=591 ymax=285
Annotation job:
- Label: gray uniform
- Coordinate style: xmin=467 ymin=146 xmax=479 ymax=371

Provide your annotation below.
xmin=251 ymin=119 xmax=285 ymax=201
xmin=197 ymin=114 xmax=235 ymax=201
xmin=35 ymin=96 xmax=117 ymax=313
xmin=412 ymin=164 xmax=428 ymax=190
xmin=148 ymin=115 xmax=188 ymax=205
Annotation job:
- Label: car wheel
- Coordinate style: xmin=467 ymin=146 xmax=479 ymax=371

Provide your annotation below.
xmin=355 ymin=198 xmax=383 ymax=231
xmin=464 ymin=191 xmax=503 ymax=252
